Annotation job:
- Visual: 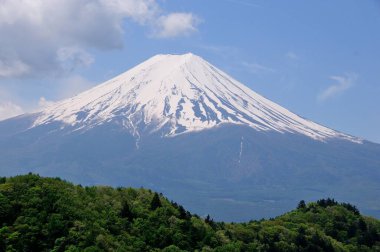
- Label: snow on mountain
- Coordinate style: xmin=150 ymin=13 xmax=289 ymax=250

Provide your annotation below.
xmin=33 ymin=53 xmax=360 ymax=142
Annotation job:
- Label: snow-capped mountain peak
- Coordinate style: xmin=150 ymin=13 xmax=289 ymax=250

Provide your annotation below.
xmin=33 ymin=53 xmax=360 ymax=142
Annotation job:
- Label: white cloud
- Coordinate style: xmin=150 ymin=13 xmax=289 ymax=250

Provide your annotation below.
xmin=0 ymin=74 xmax=95 ymax=116
xmin=57 ymin=47 xmax=95 ymax=71
xmin=57 ymin=75 xmax=95 ymax=98
xmin=100 ymin=0 xmax=159 ymax=25
xmin=154 ymin=13 xmax=201 ymax=38
xmin=30 ymin=75 xmax=95 ymax=113
xmin=0 ymin=101 xmax=23 ymax=120
xmin=0 ymin=0 xmax=200 ymax=78
xmin=38 ymin=97 xmax=55 ymax=109
xmin=242 ymin=61 xmax=275 ymax=74
xmin=0 ymin=59 xmax=30 ymax=78
xmin=318 ymin=73 xmax=357 ymax=101
xmin=285 ymin=51 xmax=298 ymax=60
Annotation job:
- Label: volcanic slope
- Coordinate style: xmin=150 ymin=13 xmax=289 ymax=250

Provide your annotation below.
xmin=0 ymin=53 xmax=379 ymax=221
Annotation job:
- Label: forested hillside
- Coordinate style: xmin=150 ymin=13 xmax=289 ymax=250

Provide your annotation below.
xmin=0 ymin=174 xmax=379 ymax=251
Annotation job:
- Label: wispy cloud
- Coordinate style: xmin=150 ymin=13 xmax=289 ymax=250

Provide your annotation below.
xmin=0 ymin=88 xmax=23 ymax=120
xmin=198 ymin=44 xmax=237 ymax=54
xmin=0 ymin=59 xmax=30 ymax=78
xmin=285 ymin=51 xmax=298 ymax=60
xmin=38 ymin=97 xmax=55 ymax=109
xmin=57 ymin=47 xmax=95 ymax=72
xmin=318 ymin=73 xmax=357 ymax=101
xmin=223 ymin=0 xmax=260 ymax=8
xmin=197 ymin=44 xmax=241 ymax=60
xmin=241 ymin=61 xmax=275 ymax=74
xmin=0 ymin=101 xmax=23 ymax=120
xmin=153 ymin=13 xmax=201 ymax=38
xmin=57 ymin=75 xmax=95 ymax=99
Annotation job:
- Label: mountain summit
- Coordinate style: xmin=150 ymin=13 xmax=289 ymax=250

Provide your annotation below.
xmin=34 ymin=53 xmax=358 ymax=142
xmin=0 ymin=53 xmax=379 ymax=221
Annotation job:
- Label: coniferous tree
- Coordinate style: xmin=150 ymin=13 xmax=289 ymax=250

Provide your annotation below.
xmin=150 ymin=192 xmax=162 ymax=210
xmin=205 ymin=214 xmax=215 ymax=228
xmin=297 ymin=200 xmax=306 ymax=209
xmin=120 ymin=201 xmax=133 ymax=220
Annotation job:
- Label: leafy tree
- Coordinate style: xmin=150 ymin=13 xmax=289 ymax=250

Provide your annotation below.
xmin=0 ymin=174 xmax=379 ymax=251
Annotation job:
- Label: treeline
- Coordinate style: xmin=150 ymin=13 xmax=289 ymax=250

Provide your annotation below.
xmin=0 ymin=174 xmax=379 ymax=251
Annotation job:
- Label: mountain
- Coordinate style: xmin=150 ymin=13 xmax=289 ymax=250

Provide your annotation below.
xmin=33 ymin=53 xmax=358 ymax=142
xmin=0 ymin=53 xmax=379 ymax=221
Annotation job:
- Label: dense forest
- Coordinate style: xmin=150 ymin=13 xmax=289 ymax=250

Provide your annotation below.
xmin=0 ymin=174 xmax=379 ymax=251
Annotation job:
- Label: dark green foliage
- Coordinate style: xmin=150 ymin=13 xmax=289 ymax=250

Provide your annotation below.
xmin=341 ymin=202 xmax=360 ymax=215
xmin=120 ymin=201 xmax=133 ymax=220
xmin=150 ymin=192 xmax=162 ymax=210
xmin=205 ymin=214 xmax=216 ymax=229
xmin=0 ymin=174 xmax=379 ymax=251
xmin=317 ymin=198 xmax=338 ymax=207
xmin=297 ymin=200 xmax=306 ymax=209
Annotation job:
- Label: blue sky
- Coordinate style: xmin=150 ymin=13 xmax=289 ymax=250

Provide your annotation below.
xmin=0 ymin=0 xmax=379 ymax=143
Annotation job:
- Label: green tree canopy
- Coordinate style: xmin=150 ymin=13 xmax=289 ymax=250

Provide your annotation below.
xmin=0 ymin=174 xmax=379 ymax=251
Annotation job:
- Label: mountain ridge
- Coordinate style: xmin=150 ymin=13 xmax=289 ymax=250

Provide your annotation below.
xmin=30 ymin=53 xmax=360 ymax=143
xmin=0 ymin=53 xmax=379 ymax=221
